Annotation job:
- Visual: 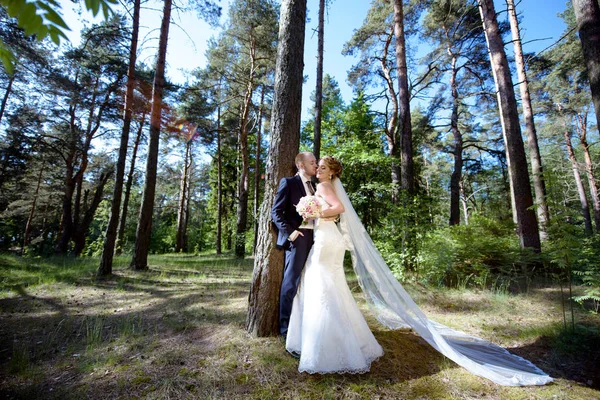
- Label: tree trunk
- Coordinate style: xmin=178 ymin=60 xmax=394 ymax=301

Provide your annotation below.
xmin=572 ymin=0 xmax=600 ymax=130
xmin=98 ymin=0 xmax=141 ymax=276
xmin=23 ymin=164 xmax=44 ymax=251
xmin=576 ymin=113 xmax=600 ymax=232
xmin=236 ymin=44 xmax=257 ymax=258
xmin=460 ymin=180 xmax=470 ymax=225
xmin=216 ymin=106 xmax=223 ymax=255
xmin=73 ymin=170 xmax=112 ymax=256
xmin=478 ymin=0 xmax=541 ymax=252
xmin=246 ymin=0 xmax=307 ymax=337
xmin=0 ymin=71 xmax=15 ymax=125
xmin=116 ymin=114 xmax=145 ymax=256
xmin=176 ymin=140 xmax=192 ymax=252
xmin=564 ymin=130 xmax=594 ymax=235
xmin=449 ymin=54 xmax=463 ymax=226
xmin=393 ymin=0 xmax=413 ymax=194
xmin=380 ymin=28 xmax=401 ymax=199
xmin=55 ymin=163 xmax=75 ymax=255
xmin=313 ymin=0 xmax=325 ymax=160
xmin=131 ymin=0 xmax=172 ymax=270
xmin=507 ymin=0 xmax=549 ymax=239
xmin=253 ymin=87 xmax=265 ymax=255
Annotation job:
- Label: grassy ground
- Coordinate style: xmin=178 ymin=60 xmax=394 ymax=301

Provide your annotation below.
xmin=0 ymin=253 xmax=599 ymax=399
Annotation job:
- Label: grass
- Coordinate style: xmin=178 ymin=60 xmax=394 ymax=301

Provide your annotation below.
xmin=0 ymin=252 xmax=599 ymax=399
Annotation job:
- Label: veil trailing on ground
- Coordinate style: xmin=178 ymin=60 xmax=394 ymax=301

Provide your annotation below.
xmin=333 ymin=179 xmax=552 ymax=386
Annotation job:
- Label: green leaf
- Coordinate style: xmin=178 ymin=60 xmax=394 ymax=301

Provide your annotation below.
xmin=5 ymin=0 xmax=26 ymax=18
xmin=85 ymin=0 xmax=101 ymax=16
xmin=39 ymin=5 xmax=70 ymax=31
xmin=0 ymin=39 xmax=16 ymax=75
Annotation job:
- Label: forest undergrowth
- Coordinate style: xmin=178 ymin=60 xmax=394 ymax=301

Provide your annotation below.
xmin=0 ymin=253 xmax=598 ymax=399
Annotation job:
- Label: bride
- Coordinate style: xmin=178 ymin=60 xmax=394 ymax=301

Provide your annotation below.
xmin=286 ymin=156 xmax=553 ymax=385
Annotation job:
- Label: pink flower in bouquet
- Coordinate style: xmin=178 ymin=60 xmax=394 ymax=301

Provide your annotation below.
xmin=296 ymin=195 xmax=322 ymax=220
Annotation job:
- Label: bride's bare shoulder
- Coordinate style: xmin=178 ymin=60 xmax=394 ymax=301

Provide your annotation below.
xmin=316 ymin=182 xmax=334 ymax=195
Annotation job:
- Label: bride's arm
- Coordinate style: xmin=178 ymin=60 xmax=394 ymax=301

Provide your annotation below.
xmin=317 ymin=182 xmax=345 ymax=219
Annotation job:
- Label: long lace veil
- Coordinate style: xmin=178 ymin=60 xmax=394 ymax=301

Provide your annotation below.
xmin=333 ymin=179 xmax=552 ymax=386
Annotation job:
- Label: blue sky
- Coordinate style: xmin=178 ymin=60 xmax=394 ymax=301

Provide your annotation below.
xmin=59 ymin=0 xmax=570 ymax=122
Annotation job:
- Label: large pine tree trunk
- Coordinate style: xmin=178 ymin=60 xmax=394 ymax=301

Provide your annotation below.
xmin=131 ymin=0 xmax=172 ymax=270
xmin=313 ymin=0 xmax=325 ymax=160
xmin=564 ymin=130 xmax=594 ymax=235
xmin=115 ymin=115 xmax=145 ymax=256
xmin=253 ymin=87 xmax=265 ymax=255
xmin=98 ymin=0 xmax=141 ymax=276
xmin=576 ymin=113 xmax=600 ymax=232
xmin=572 ymin=0 xmax=600 ymax=130
xmin=246 ymin=0 xmax=307 ymax=337
xmin=449 ymin=55 xmax=463 ymax=226
xmin=478 ymin=0 xmax=541 ymax=252
xmin=507 ymin=0 xmax=549 ymax=239
xmin=393 ymin=0 xmax=413 ymax=194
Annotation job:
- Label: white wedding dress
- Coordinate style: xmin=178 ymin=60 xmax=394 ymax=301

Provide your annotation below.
xmin=286 ymin=198 xmax=384 ymax=374
xmin=285 ymin=180 xmax=553 ymax=385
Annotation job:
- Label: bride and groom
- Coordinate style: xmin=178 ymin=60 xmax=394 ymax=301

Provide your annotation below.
xmin=271 ymin=152 xmax=553 ymax=385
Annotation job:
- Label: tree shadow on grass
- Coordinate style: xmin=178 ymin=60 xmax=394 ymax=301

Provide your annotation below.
xmin=507 ymin=324 xmax=600 ymax=389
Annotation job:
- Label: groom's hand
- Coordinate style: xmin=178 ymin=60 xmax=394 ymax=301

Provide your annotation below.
xmin=288 ymin=230 xmax=304 ymax=242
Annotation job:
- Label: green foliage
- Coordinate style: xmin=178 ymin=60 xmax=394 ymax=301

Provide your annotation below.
xmin=417 ymin=215 xmax=531 ymax=287
xmin=0 ymin=0 xmax=117 ymax=73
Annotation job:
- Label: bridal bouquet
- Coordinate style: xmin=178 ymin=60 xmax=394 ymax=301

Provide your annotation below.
xmin=296 ymin=195 xmax=322 ymax=220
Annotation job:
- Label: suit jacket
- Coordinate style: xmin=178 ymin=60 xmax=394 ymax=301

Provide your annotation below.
xmin=271 ymin=175 xmax=310 ymax=249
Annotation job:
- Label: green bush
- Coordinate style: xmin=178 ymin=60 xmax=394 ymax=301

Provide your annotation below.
xmin=417 ymin=215 xmax=524 ymax=287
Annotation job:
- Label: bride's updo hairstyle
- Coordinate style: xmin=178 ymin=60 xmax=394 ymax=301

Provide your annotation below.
xmin=321 ymin=156 xmax=343 ymax=180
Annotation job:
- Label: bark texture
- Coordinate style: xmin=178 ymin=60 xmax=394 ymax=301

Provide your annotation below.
xmin=564 ymin=130 xmax=594 ymax=235
xmin=99 ymin=0 xmax=141 ymax=276
xmin=131 ymin=0 xmax=172 ymax=270
xmin=506 ymin=0 xmax=549 ymax=239
xmin=478 ymin=0 xmax=541 ymax=251
xmin=572 ymin=0 xmax=600 ymax=130
xmin=246 ymin=0 xmax=307 ymax=337
xmin=393 ymin=0 xmax=414 ymax=194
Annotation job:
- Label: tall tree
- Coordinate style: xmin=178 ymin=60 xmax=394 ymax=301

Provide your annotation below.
xmin=574 ymin=111 xmax=600 ymax=231
xmin=393 ymin=0 xmax=413 ymax=194
xmin=253 ymin=85 xmax=267 ymax=254
xmin=175 ymin=129 xmax=194 ymax=252
xmin=49 ymin=18 xmax=127 ymax=256
xmin=343 ymin=1 xmax=401 ymax=195
xmin=506 ymin=0 xmax=549 ymax=239
xmin=563 ymin=128 xmax=594 ymax=235
xmin=313 ymin=0 xmax=326 ymax=159
xmin=227 ymin=0 xmax=278 ymax=258
xmin=98 ymin=0 xmax=141 ymax=277
xmin=571 ymin=0 xmax=600 ymax=129
xmin=421 ymin=0 xmax=489 ymax=226
xmin=115 ymin=111 xmax=146 ymax=256
xmin=478 ymin=0 xmax=541 ymax=252
xmin=246 ymin=0 xmax=306 ymax=336
xmin=130 ymin=0 xmax=172 ymax=270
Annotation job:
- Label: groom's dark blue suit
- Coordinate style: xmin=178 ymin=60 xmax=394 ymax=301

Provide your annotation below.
xmin=271 ymin=175 xmax=315 ymax=336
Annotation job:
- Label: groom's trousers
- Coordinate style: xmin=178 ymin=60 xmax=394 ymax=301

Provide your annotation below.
xmin=280 ymin=228 xmax=314 ymax=336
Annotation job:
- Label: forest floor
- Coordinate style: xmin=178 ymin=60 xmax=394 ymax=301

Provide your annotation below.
xmin=0 ymin=253 xmax=599 ymax=400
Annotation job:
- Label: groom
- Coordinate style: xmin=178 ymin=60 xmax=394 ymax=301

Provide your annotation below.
xmin=271 ymin=152 xmax=317 ymax=339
